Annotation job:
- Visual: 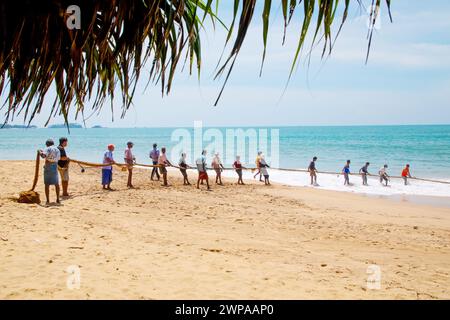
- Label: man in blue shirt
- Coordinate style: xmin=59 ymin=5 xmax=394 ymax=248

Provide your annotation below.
xmin=342 ymin=160 xmax=351 ymax=185
xmin=149 ymin=143 xmax=160 ymax=181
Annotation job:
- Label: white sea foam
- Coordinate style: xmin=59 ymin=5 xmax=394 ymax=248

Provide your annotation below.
xmin=221 ymin=168 xmax=450 ymax=198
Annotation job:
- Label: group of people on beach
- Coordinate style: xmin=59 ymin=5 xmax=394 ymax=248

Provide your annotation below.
xmin=308 ymin=157 xmax=413 ymax=187
xmin=38 ymin=138 xmax=413 ymax=205
xmin=38 ymin=138 xmax=70 ymax=204
xmin=38 ymin=138 xmax=272 ymax=203
xmin=111 ymin=142 xmax=271 ymax=192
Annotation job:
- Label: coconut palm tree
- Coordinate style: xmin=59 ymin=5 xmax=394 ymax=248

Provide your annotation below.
xmin=0 ymin=0 xmax=391 ymax=126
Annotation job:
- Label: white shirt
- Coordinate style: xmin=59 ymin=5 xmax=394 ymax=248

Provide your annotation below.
xmin=212 ymin=156 xmax=222 ymax=168
xmin=260 ymin=158 xmax=269 ymax=176
xmin=158 ymin=153 xmax=168 ymax=165
xmin=196 ymin=155 xmax=207 ymax=172
xmin=103 ymin=151 xmax=114 ymax=170
xmin=44 ymin=146 xmax=60 ymax=163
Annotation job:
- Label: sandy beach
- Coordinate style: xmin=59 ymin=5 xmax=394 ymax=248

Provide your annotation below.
xmin=0 ymin=160 xmax=449 ymax=299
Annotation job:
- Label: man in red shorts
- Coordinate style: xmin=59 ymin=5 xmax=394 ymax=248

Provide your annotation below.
xmin=196 ymin=150 xmax=210 ymax=190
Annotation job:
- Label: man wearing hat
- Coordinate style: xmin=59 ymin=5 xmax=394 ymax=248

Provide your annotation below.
xmin=102 ymin=144 xmax=115 ymax=190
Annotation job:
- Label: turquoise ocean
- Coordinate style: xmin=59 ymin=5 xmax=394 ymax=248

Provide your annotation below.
xmin=1 ymin=125 xmax=449 ymax=180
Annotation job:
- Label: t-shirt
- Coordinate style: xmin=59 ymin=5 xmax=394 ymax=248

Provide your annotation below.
xmin=255 ymin=156 xmax=261 ymax=168
xmin=44 ymin=146 xmax=60 ymax=163
xmin=179 ymin=158 xmax=187 ymax=169
xmin=402 ymin=168 xmax=410 ymax=177
xmin=233 ymin=161 xmax=242 ymax=169
xmin=103 ymin=151 xmax=114 ymax=170
xmin=360 ymin=165 xmax=369 ymax=174
xmin=309 ymin=161 xmax=316 ymax=171
xmin=379 ymin=167 xmax=387 ymax=175
xmin=150 ymin=148 xmax=160 ymax=162
xmin=57 ymin=146 xmax=68 ymax=168
xmin=196 ymin=155 xmax=207 ymax=172
xmin=124 ymin=148 xmax=134 ymax=164
xmin=260 ymin=159 xmax=269 ymax=176
xmin=211 ymin=156 xmax=222 ymax=168
xmin=158 ymin=153 xmax=168 ymax=165
xmin=343 ymin=165 xmax=350 ymax=174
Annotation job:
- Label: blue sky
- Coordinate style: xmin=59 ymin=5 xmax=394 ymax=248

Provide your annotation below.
xmin=7 ymin=0 xmax=450 ymax=127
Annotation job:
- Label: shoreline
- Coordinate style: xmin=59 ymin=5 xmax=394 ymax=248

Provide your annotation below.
xmin=2 ymin=159 xmax=450 ymax=207
xmin=366 ymin=193 xmax=450 ymax=209
xmin=221 ymin=167 xmax=450 ymax=202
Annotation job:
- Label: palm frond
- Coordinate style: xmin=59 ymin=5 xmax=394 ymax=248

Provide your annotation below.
xmin=0 ymin=0 xmax=392 ymax=126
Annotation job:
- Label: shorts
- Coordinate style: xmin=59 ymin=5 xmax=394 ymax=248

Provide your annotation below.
xmin=309 ymin=171 xmax=316 ymax=177
xmin=58 ymin=166 xmax=69 ymax=181
xmin=102 ymin=169 xmax=113 ymax=185
xmin=44 ymin=163 xmax=59 ymax=185
xmin=180 ymin=169 xmax=188 ymax=178
xmin=214 ymin=168 xmax=221 ymax=175
xmin=126 ymin=162 xmax=133 ymax=170
xmin=198 ymin=171 xmax=208 ymax=180
xmin=236 ymin=169 xmax=242 ymax=178
xmin=159 ymin=165 xmax=167 ymax=174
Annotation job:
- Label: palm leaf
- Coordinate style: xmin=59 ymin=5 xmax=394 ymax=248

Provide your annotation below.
xmin=0 ymin=0 xmax=392 ymax=126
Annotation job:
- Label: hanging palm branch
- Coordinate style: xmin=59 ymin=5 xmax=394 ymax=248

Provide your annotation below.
xmin=0 ymin=0 xmax=391 ymax=126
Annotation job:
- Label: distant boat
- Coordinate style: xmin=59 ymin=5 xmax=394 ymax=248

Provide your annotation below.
xmin=91 ymin=125 xmax=104 ymax=129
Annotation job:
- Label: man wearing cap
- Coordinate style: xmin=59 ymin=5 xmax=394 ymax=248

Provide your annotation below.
xmin=124 ymin=141 xmax=136 ymax=188
xmin=39 ymin=139 xmax=61 ymax=205
xmin=102 ymin=144 xmax=115 ymax=190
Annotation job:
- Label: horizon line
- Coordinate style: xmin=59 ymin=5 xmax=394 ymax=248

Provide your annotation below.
xmin=6 ymin=123 xmax=450 ymax=129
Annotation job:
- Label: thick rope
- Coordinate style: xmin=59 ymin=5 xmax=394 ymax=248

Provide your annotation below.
xmin=30 ymin=150 xmax=41 ymax=191
xmin=67 ymin=158 xmax=450 ymax=185
xmin=272 ymin=167 xmax=450 ymax=185
xmin=70 ymin=159 xmax=128 ymax=168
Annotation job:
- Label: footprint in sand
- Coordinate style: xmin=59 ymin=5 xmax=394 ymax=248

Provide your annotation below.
xmin=201 ymin=248 xmax=223 ymax=253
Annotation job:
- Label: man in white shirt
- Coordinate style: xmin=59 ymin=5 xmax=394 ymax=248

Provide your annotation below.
xmin=124 ymin=141 xmax=136 ymax=188
xmin=158 ymin=147 xmax=172 ymax=186
xmin=196 ymin=150 xmax=210 ymax=190
xmin=211 ymin=152 xmax=225 ymax=185
xmin=379 ymin=164 xmax=390 ymax=186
